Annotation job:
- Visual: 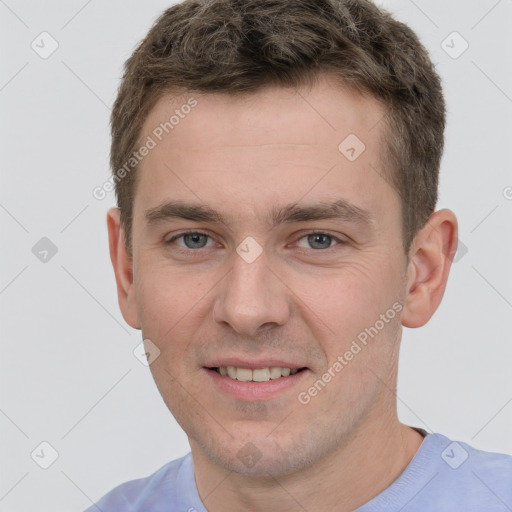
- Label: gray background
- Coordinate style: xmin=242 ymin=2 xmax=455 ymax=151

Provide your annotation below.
xmin=1 ymin=0 xmax=511 ymax=510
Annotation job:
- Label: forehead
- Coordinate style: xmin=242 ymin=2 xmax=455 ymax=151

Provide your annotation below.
xmin=141 ymin=78 xmax=385 ymax=150
xmin=133 ymin=77 xmax=397 ymax=231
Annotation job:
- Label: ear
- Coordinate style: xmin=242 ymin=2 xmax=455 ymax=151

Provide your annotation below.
xmin=401 ymin=209 xmax=458 ymax=328
xmin=107 ymin=208 xmax=141 ymax=330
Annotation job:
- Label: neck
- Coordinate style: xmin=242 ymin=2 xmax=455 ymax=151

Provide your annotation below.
xmin=192 ymin=419 xmax=424 ymax=512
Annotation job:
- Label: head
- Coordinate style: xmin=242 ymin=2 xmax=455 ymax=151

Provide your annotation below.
xmin=107 ymin=0 xmax=458 ymax=477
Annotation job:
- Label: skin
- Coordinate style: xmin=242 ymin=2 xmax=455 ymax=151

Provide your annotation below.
xmin=107 ymin=75 xmax=458 ymax=511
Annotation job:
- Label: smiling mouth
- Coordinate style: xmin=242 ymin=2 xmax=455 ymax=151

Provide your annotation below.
xmin=208 ymin=366 xmax=307 ymax=382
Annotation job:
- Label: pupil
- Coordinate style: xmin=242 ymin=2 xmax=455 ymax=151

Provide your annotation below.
xmin=309 ymin=234 xmax=331 ymax=250
xmin=185 ymin=233 xmax=207 ymax=248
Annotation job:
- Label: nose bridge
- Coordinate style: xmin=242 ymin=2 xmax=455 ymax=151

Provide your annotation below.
xmin=213 ymin=246 xmax=290 ymax=335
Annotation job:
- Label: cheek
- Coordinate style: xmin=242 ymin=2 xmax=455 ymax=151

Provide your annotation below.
xmin=134 ymin=262 xmax=211 ymax=348
xmin=294 ymin=260 xmax=402 ymax=335
xmin=289 ymin=266 xmax=404 ymax=385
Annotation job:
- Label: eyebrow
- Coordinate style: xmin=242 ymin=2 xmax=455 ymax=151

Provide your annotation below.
xmin=144 ymin=199 xmax=374 ymax=229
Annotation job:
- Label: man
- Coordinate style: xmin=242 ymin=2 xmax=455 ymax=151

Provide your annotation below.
xmin=86 ymin=0 xmax=512 ymax=510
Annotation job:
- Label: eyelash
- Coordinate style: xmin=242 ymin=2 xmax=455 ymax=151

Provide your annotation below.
xmin=165 ymin=230 xmax=347 ymax=254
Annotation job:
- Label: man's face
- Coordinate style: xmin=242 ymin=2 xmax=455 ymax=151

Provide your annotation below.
xmin=128 ymin=76 xmax=409 ymax=476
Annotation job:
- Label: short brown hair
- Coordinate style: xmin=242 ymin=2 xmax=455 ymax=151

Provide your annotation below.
xmin=110 ymin=0 xmax=445 ymax=253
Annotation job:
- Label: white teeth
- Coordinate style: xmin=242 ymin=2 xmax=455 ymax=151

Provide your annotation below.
xmin=269 ymin=367 xmax=282 ymax=379
xmin=252 ymin=368 xmax=270 ymax=382
xmin=236 ymin=368 xmax=253 ymax=382
xmin=215 ymin=366 xmax=301 ymax=382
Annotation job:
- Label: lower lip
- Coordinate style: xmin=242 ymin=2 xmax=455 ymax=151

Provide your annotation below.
xmin=203 ymin=368 xmax=309 ymax=401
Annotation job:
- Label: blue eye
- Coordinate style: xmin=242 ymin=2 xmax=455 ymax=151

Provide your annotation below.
xmin=168 ymin=232 xmax=213 ymax=249
xmin=296 ymin=233 xmax=342 ymax=250
xmin=165 ymin=230 xmax=345 ymax=253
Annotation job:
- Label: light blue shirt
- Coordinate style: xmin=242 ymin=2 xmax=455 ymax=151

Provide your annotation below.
xmin=84 ymin=431 xmax=512 ymax=511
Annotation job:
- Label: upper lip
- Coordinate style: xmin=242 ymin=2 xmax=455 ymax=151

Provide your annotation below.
xmin=204 ymin=358 xmax=306 ymax=370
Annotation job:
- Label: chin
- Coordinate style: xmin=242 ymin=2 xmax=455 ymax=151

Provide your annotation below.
xmin=214 ymin=447 xmax=305 ymax=477
xmin=192 ymin=426 xmax=325 ymax=478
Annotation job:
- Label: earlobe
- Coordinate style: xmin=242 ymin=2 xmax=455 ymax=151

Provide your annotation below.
xmin=401 ymin=209 xmax=458 ymax=328
xmin=106 ymin=208 xmax=141 ymax=330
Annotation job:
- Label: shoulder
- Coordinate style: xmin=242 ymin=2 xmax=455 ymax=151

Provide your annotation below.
xmin=439 ymin=433 xmax=512 ymax=474
xmin=357 ymin=432 xmax=512 ymax=511
xmin=422 ymin=433 xmax=512 ymax=508
xmin=83 ymin=453 xmax=199 ymax=512
xmin=456 ymin=437 xmax=512 ymax=493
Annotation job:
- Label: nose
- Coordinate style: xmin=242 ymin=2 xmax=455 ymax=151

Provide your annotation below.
xmin=212 ymin=245 xmax=291 ymax=337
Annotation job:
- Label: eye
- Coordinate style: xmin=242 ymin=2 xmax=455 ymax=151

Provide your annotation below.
xmin=295 ymin=232 xmax=345 ymax=250
xmin=166 ymin=231 xmax=215 ymax=249
xmin=165 ymin=230 xmax=346 ymax=253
